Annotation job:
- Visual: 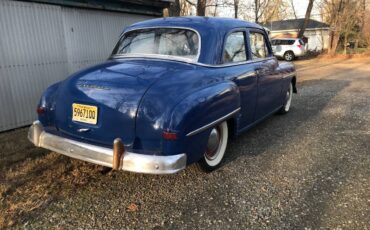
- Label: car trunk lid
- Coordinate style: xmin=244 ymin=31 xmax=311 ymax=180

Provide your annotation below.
xmin=53 ymin=60 xmax=168 ymax=147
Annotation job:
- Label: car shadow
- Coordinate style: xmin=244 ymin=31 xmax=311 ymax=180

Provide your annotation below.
xmin=221 ymin=78 xmax=351 ymax=168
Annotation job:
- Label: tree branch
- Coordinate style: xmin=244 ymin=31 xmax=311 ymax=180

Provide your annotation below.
xmin=184 ymin=0 xmax=196 ymax=6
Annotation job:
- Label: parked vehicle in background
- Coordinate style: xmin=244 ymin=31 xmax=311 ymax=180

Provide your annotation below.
xmin=28 ymin=17 xmax=297 ymax=174
xmin=271 ymin=38 xmax=306 ymax=61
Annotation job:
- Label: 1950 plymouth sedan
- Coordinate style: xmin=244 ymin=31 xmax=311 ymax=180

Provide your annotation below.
xmin=28 ymin=17 xmax=297 ymax=174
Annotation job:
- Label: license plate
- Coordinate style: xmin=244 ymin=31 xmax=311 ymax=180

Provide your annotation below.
xmin=72 ymin=103 xmax=98 ymax=125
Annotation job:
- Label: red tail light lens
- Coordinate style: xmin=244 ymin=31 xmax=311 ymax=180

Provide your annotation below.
xmin=297 ymin=44 xmax=302 ymax=49
xmin=37 ymin=106 xmax=45 ymax=114
xmin=162 ymin=131 xmax=177 ymax=140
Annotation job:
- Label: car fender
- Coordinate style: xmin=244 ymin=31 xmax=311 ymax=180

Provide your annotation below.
xmin=164 ymin=81 xmax=241 ymax=164
xmin=168 ymin=81 xmax=240 ymax=134
xmin=38 ymin=82 xmax=61 ymax=126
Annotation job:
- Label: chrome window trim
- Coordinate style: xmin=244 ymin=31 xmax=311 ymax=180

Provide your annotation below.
xmin=111 ymin=26 xmax=277 ymax=68
xmin=186 ymin=108 xmax=241 ymax=137
xmin=110 ymin=56 xmax=276 ymax=68
xmin=194 ymin=56 xmax=276 ymax=68
xmin=111 ymin=26 xmax=202 ymax=63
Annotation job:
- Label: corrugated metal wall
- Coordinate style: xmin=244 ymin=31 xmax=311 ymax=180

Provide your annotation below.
xmin=0 ymin=0 xmax=153 ymax=132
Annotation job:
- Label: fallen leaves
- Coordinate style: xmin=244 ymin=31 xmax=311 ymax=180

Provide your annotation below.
xmin=126 ymin=203 xmax=139 ymax=212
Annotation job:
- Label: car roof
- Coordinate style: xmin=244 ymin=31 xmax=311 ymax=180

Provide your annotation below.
xmin=126 ymin=16 xmax=264 ymax=32
xmin=121 ymin=17 xmax=265 ymax=65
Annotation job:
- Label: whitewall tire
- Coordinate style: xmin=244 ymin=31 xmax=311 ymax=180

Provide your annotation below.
xmin=278 ymin=82 xmax=293 ymax=114
xmin=198 ymin=121 xmax=228 ymax=171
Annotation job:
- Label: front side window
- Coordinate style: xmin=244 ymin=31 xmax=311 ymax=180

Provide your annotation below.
xmin=223 ymin=32 xmax=247 ymax=63
xmin=249 ymin=32 xmax=269 ymax=59
xmin=112 ymin=28 xmax=199 ymax=61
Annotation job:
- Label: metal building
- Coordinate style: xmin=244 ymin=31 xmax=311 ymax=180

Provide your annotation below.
xmin=0 ymin=0 xmax=170 ymax=132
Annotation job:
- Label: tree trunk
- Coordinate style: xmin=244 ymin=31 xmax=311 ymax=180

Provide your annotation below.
xmin=254 ymin=0 xmax=259 ymax=23
xmin=170 ymin=0 xmax=181 ymax=16
xmin=234 ymin=0 xmax=239 ymax=19
xmin=290 ymin=0 xmax=298 ymax=19
xmin=164 ymin=0 xmax=181 ymax=17
xmin=298 ymin=0 xmax=315 ymax=38
xmin=197 ymin=0 xmax=206 ymax=16
xmin=343 ymin=32 xmax=348 ymax=54
xmin=329 ymin=32 xmax=340 ymax=56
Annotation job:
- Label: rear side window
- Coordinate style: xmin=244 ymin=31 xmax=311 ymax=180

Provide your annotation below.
xmin=287 ymin=40 xmax=295 ymax=45
xmin=223 ymin=32 xmax=247 ymax=63
xmin=249 ymin=32 xmax=269 ymax=59
xmin=299 ymin=39 xmax=305 ymax=45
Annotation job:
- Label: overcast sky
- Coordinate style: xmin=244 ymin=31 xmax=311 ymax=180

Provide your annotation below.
xmin=292 ymin=0 xmax=321 ymax=19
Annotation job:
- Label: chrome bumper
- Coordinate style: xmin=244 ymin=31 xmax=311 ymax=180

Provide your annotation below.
xmin=28 ymin=121 xmax=187 ymax=174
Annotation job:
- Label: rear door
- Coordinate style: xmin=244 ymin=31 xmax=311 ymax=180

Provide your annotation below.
xmin=222 ymin=30 xmax=258 ymax=128
xmin=247 ymin=29 xmax=282 ymax=120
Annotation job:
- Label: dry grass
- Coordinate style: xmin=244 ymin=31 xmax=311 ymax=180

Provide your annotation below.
xmin=0 ymin=151 xmax=105 ymax=229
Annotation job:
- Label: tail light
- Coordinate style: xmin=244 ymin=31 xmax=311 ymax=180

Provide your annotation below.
xmin=162 ymin=131 xmax=177 ymax=140
xmin=37 ymin=106 xmax=46 ymax=114
xmin=297 ymin=44 xmax=302 ymax=49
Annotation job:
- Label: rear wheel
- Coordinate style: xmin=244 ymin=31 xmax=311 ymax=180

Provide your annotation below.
xmin=278 ymin=82 xmax=293 ymax=114
xmin=284 ymin=51 xmax=295 ymax=61
xmin=198 ymin=121 xmax=228 ymax=172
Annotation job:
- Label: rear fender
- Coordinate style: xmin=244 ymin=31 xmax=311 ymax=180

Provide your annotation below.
xmin=163 ymin=81 xmax=240 ymax=164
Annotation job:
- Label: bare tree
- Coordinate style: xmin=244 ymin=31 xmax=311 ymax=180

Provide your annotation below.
xmin=320 ymin=0 xmax=364 ymax=55
xmin=164 ymin=0 xmax=181 ymax=16
xmin=234 ymin=0 xmax=239 ymax=18
xmin=248 ymin=0 xmax=288 ymax=24
xmin=196 ymin=0 xmax=207 ymax=16
xmin=181 ymin=0 xmax=194 ymax=16
xmin=289 ymin=0 xmax=298 ymax=19
xmin=354 ymin=0 xmax=367 ymax=48
xmin=297 ymin=0 xmax=315 ymax=38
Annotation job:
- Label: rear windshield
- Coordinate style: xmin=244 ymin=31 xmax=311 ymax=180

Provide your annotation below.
xmin=111 ymin=28 xmax=200 ymax=61
xmin=271 ymin=39 xmax=295 ymax=45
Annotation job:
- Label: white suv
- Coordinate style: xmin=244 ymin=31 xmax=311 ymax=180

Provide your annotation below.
xmin=271 ymin=38 xmax=306 ymax=61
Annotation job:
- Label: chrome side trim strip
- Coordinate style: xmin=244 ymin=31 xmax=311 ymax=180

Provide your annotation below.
xmin=28 ymin=121 xmax=187 ymax=174
xmin=235 ymin=71 xmax=257 ymax=80
xmin=186 ymin=108 xmax=241 ymax=137
xmin=282 ymin=72 xmax=296 ymax=78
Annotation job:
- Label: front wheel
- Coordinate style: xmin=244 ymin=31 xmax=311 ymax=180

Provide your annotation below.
xmin=198 ymin=121 xmax=228 ymax=172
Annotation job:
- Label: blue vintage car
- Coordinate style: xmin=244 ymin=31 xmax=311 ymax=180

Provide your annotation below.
xmin=28 ymin=17 xmax=297 ymax=174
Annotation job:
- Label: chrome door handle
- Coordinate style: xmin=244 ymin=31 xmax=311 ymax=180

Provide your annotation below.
xmin=255 ymin=68 xmax=263 ymax=76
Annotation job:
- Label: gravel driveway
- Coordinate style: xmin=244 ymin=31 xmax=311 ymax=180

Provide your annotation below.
xmin=1 ymin=58 xmax=369 ymax=229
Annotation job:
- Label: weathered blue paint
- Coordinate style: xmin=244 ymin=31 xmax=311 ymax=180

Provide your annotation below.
xmin=36 ymin=17 xmax=296 ymax=165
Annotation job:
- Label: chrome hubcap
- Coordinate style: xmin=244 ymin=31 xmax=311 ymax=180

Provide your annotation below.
xmin=205 ymin=127 xmax=221 ymax=160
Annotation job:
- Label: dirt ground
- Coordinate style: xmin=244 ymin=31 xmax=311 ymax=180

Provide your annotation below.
xmin=0 ymin=57 xmax=369 ymax=229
